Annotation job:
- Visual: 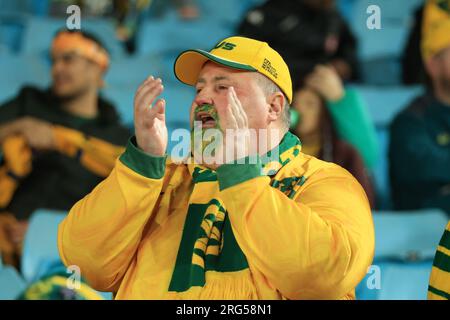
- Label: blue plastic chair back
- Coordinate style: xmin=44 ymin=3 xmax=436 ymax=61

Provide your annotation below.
xmin=101 ymin=85 xmax=136 ymax=126
xmin=353 ymin=85 xmax=424 ymax=128
xmin=21 ymin=209 xmax=66 ymax=283
xmin=105 ymin=54 xmax=163 ymax=88
xmin=356 ymin=260 xmax=433 ymax=300
xmin=356 ymin=209 xmax=448 ymax=299
xmin=372 ymin=209 xmax=449 ymax=261
xmin=350 ymin=0 xmax=422 ymax=61
xmin=136 ymin=12 xmax=232 ymax=56
xmin=0 ymin=267 xmax=27 ymax=300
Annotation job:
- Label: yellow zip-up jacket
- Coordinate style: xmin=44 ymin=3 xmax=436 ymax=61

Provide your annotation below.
xmin=58 ymin=135 xmax=375 ymax=300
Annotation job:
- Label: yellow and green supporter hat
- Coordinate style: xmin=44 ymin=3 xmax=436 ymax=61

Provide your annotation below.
xmin=422 ymin=0 xmax=450 ymax=60
xmin=174 ymin=36 xmax=293 ymax=103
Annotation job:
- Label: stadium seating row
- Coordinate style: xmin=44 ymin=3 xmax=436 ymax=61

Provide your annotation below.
xmin=0 ymin=0 xmax=425 ymax=86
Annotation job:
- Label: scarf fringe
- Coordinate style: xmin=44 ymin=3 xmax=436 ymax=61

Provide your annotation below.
xmin=168 ymin=270 xmax=259 ymax=300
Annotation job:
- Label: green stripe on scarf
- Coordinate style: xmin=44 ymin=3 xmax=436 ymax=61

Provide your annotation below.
xmin=439 ymin=229 xmax=450 ymax=250
xmin=428 ymin=285 xmax=450 ymax=300
xmin=433 ymin=250 xmax=450 ymax=273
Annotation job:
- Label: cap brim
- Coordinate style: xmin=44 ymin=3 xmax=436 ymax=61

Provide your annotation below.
xmin=174 ymin=49 xmax=257 ymax=86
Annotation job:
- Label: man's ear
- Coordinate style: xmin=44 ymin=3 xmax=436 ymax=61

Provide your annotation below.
xmin=267 ymin=92 xmax=285 ymax=122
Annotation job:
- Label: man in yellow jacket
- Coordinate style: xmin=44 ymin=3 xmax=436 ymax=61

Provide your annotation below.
xmin=58 ymin=36 xmax=375 ymax=300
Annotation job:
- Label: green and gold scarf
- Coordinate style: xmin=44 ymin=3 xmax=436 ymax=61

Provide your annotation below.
xmin=168 ymin=132 xmax=304 ymax=298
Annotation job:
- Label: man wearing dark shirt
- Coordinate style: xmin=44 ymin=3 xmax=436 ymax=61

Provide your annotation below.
xmin=390 ymin=0 xmax=450 ymax=214
xmin=0 ymin=30 xmax=130 ymax=266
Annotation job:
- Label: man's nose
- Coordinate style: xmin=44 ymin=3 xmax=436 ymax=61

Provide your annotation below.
xmin=52 ymin=59 xmax=64 ymax=73
xmin=194 ymin=89 xmax=214 ymax=107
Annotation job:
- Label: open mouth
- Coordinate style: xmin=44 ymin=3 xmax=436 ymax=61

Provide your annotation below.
xmin=194 ymin=105 xmax=218 ymax=129
xmin=196 ymin=112 xmax=216 ymax=127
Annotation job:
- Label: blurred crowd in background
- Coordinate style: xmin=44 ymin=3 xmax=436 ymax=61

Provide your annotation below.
xmin=0 ymin=0 xmax=449 ymax=300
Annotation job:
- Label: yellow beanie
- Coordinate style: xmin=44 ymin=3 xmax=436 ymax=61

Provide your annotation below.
xmin=422 ymin=0 xmax=450 ymax=60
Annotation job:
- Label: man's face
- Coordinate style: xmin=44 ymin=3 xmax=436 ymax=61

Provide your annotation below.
xmin=51 ymin=50 xmax=103 ymax=99
xmin=432 ymin=47 xmax=450 ymax=94
xmin=190 ymin=61 xmax=270 ymax=131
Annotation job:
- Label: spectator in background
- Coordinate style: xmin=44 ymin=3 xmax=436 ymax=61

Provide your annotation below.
xmin=390 ymin=0 xmax=450 ymax=214
xmin=238 ymin=0 xmax=359 ymax=83
xmin=0 ymin=30 xmax=130 ymax=268
xmin=290 ymin=65 xmax=375 ymax=207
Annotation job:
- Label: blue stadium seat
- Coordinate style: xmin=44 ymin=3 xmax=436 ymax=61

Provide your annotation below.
xmin=21 ymin=209 xmax=114 ymax=300
xmin=349 ymin=0 xmax=423 ymax=84
xmin=353 ymin=85 xmax=424 ymax=127
xmin=81 ymin=19 xmax=126 ymax=58
xmin=105 ymin=54 xmax=164 ymax=88
xmin=0 ymin=0 xmax=50 ymax=16
xmin=101 ymin=85 xmax=135 ymax=125
xmin=21 ymin=209 xmax=66 ymax=283
xmin=0 ymin=266 xmax=27 ymax=300
xmin=136 ymin=12 xmax=232 ymax=56
xmin=350 ymin=0 xmax=423 ymax=60
xmin=0 ymin=0 xmax=31 ymax=14
xmin=356 ymin=209 xmax=447 ymax=300
xmin=19 ymin=209 xmax=115 ymax=300
xmin=372 ymin=209 xmax=448 ymax=261
xmin=21 ymin=17 xmax=125 ymax=58
xmin=0 ymin=52 xmax=50 ymax=85
xmin=21 ymin=17 xmax=67 ymax=57
xmin=0 ymin=52 xmax=50 ymax=104
xmin=356 ymin=260 xmax=433 ymax=300
xmin=0 ymin=12 xmax=27 ymax=53
xmin=163 ymin=85 xmax=194 ymax=123
xmin=351 ymin=85 xmax=424 ymax=208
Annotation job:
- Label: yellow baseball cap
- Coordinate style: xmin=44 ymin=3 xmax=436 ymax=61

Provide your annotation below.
xmin=174 ymin=36 xmax=293 ymax=103
xmin=422 ymin=0 xmax=450 ymax=61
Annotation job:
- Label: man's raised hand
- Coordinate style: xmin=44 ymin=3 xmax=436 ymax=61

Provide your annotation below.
xmin=134 ymin=76 xmax=168 ymax=157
